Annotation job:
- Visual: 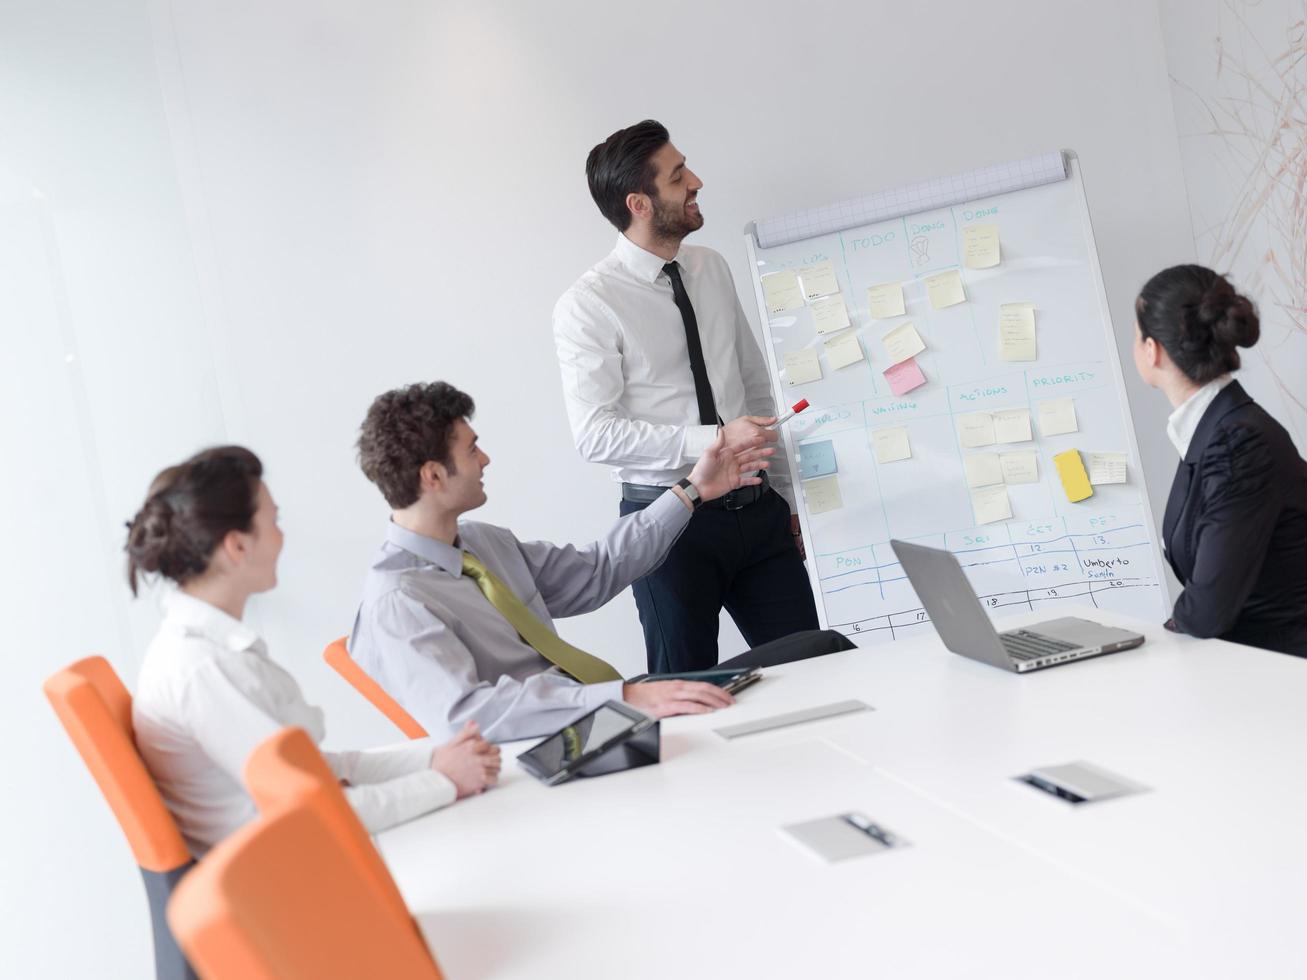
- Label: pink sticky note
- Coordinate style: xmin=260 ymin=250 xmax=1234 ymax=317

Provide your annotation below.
xmin=883 ymin=356 xmax=926 ymax=395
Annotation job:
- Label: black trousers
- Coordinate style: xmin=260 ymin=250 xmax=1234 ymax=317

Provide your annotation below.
xmin=620 ymin=488 xmax=821 ymax=673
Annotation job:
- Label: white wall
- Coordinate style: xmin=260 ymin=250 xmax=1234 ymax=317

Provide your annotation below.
xmin=1 ymin=1 xmax=1196 ymax=975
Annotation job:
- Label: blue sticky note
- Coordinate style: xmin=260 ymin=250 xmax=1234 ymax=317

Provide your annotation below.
xmin=798 ymin=439 xmax=838 ymax=479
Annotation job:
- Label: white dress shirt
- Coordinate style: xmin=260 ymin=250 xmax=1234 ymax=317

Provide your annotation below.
xmin=133 ymin=591 xmax=455 ymax=857
xmin=1166 ymin=375 xmax=1233 ymax=457
xmin=554 ymin=234 xmax=793 ymax=505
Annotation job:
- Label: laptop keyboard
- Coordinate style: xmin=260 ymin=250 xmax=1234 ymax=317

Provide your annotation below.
xmin=1000 ymin=630 xmax=1081 ymax=662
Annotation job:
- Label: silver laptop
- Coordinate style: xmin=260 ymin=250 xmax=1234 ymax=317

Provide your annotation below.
xmin=890 ymin=540 xmax=1144 ymax=672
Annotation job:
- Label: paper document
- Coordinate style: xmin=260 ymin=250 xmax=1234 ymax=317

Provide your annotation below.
xmin=1086 ymin=452 xmax=1128 ymax=485
xmin=998 ymin=304 xmax=1036 ymax=361
xmin=925 ymin=269 xmax=966 ymax=309
xmin=881 ymin=323 xmax=926 ymax=364
xmin=867 ymin=281 xmax=906 ymax=318
xmin=1038 ymin=398 xmax=1079 ymax=437
xmin=824 ymin=332 xmax=865 ymax=370
xmin=783 ymin=349 xmax=822 ymax=386
xmin=762 ymin=270 xmax=803 ymax=314
xmin=810 ymin=294 xmax=851 ymax=334
xmin=963 ymin=224 xmax=1001 ymax=269
xmin=873 ymin=427 xmax=912 ymax=464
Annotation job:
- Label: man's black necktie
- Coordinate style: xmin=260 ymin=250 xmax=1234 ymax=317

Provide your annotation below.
xmin=663 ymin=261 xmax=719 ymax=425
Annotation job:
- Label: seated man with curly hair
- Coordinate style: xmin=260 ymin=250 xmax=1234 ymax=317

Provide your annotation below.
xmin=348 ymin=381 xmax=854 ymax=742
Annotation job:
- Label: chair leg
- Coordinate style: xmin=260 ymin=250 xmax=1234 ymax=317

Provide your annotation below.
xmin=140 ymin=863 xmax=198 ymax=980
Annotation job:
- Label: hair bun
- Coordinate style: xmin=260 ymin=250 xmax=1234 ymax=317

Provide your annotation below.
xmin=1198 ymin=280 xmax=1260 ymax=349
xmin=125 ymin=496 xmax=176 ymax=573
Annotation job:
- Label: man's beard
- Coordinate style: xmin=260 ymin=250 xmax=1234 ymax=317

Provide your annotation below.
xmin=650 ymin=194 xmax=704 ymax=242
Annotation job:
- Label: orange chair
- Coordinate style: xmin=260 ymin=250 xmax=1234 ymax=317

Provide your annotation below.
xmin=43 ymin=656 xmax=197 ymax=980
xmin=168 ymin=800 xmax=443 ymax=980
xmin=323 ymin=636 xmax=428 ymax=738
xmin=243 ymin=727 xmax=417 ymax=930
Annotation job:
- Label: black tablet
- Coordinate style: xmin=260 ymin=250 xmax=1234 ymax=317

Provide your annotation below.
xmin=518 ymin=700 xmax=658 ymax=786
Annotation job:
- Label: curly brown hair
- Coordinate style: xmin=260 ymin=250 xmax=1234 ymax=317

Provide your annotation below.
xmin=357 ymin=382 xmax=475 ymax=509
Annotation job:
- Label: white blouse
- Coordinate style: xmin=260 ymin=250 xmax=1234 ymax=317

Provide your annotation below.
xmin=133 ymin=591 xmax=454 ymax=856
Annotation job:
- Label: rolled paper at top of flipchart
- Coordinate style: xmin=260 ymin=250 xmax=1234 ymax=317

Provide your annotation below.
xmin=753 ymin=151 xmax=1068 ymax=248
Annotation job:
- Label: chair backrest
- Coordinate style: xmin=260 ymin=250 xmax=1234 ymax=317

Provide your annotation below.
xmin=168 ymin=801 xmax=443 ymax=980
xmin=323 ymin=636 xmax=428 ymax=738
xmin=42 ymin=656 xmax=191 ymax=873
xmin=243 ymin=727 xmax=415 ymax=928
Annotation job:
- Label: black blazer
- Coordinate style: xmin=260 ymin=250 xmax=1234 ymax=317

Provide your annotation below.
xmin=1162 ymin=381 xmax=1307 ymax=657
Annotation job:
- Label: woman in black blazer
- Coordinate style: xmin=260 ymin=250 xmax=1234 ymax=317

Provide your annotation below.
xmin=1133 ymin=265 xmax=1307 ymax=657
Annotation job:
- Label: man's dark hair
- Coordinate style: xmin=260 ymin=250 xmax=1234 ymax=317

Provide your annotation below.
xmin=586 ymin=119 xmax=670 ymax=232
xmin=357 ymin=382 xmax=475 ymax=509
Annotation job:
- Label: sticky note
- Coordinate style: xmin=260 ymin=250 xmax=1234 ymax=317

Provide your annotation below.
xmin=824 ymin=332 xmax=865 ymax=370
xmin=964 ymin=453 xmax=1003 ymax=488
xmin=867 ymin=281 xmax=906 ymax=318
xmin=810 ymin=294 xmax=851 ymax=334
xmin=873 ymin=427 xmax=911 ymax=464
xmin=925 ymin=269 xmax=966 ymax=310
xmin=881 ymin=323 xmax=926 ymax=364
xmin=784 ymin=349 xmax=822 ymax=386
xmin=992 ymin=408 xmax=1033 ymax=444
xmin=957 ymin=412 xmax=996 ymax=448
xmin=999 ymin=452 xmax=1039 ymax=484
xmin=799 ymin=262 xmax=840 ymax=299
xmin=883 ymin=357 xmax=926 ymax=396
xmin=963 ymin=224 xmax=1001 ymax=269
xmin=970 ymin=485 xmax=1013 ymax=525
xmin=762 ymin=270 xmax=803 ymax=314
xmin=998 ymin=304 xmax=1036 ymax=362
xmin=803 ymin=474 xmax=844 ymax=515
xmin=1038 ymin=398 xmax=1079 ymax=437
xmin=1087 ymin=452 xmax=1128 ymax=485
xmin=1053 ymin=449 xmax=1094 ymax=503
xmin=797 ymin=439 xmax=837 ymax=479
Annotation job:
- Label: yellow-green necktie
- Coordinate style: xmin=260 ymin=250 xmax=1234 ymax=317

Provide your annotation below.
xmin=461 ymin=552 xmax=624 ymax=684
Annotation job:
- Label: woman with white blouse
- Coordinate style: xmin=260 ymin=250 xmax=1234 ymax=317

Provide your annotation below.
xmin=126 ymin=445 xmax=500 ymax=857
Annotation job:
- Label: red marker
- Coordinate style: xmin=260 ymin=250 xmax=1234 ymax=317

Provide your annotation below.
xmin=771 ymin=398 xmax=809 ymax=428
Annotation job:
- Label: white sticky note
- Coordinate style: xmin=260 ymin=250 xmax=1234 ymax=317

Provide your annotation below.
xmin=881 ymin=323 xmax=926 ymax=364
xmin=824 ymin=332 xmax=865 ymax=371
xmin=970 ymin=485 xmax=1012 ymax=525
xmin=925 ymin=269 xmax=966 ymax=310
xmin=762 ymin=270 xmax=803 ymax=314
xmin=873 ymin=427 xmax=911 ymax=464
xmin=810 ymin=294 xmax=851 ymax=334
xmin=867 ymin=281 xmax=906 ymax=318
xmin=999 ymin=452 xmax=1039 ymax=484
xmin=957 ymin=412 xmax=996 ymax=449
xmin=804 ymin=474 xmax=844 ymax=515
xmin=963 ymin=453 xmax=1003 ymax=488
xmin=1087 ymin=452 xmax=1128 ymax=485
xmin=963 ymin=224 xmax=1001 ymax=269
xmin=998 ymin=304 xmax=1036 ymax=361
xmin=799 ymin=262 xmax=840 ymax=299
xmin=992 ymin=408 xmax=1033 ymax=444
xmin=1038 ymin=398 xmax=1079 ymax=437
xmin=783 ymin=349 xmax=822 ymax=386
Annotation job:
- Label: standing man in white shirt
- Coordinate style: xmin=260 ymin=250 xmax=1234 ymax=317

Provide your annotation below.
xmin=554 ymin=119 xmax=819 ymax=674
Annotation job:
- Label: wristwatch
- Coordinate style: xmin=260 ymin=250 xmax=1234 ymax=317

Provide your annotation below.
xmin=675 ymin=477 xmax=703 ymax=510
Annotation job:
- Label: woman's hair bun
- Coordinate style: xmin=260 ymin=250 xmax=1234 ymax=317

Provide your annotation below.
xmin=1197 ymin=277 xmax=1260 ymax=350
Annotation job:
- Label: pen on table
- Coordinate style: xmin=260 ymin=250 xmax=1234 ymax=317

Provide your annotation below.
xmin=770 ymin=398 xmax=809 ymax=428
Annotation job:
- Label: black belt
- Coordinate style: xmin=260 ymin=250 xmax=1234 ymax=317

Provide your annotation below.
xmin=622 ymin=470 xmax=771 ymax=511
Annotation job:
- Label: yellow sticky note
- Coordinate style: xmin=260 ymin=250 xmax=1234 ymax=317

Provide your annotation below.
xmin=964 ymin=453 xmax=1003 ymax=488
xmin=803 ymin=474 xmax=844 ymax=515
xmin=799 ymin=262 xmax=840 ymax=299
xmin=925 ymin=269 xmax=966 ymax=310
xmin=970 ymin=485 xmax=1012 ymax=525
xmin=992 ymin=408 xmax=1032 ymax=444
xmin=998 ymin=304 xmax=1036 ymax=361
xmin=867 ymin=281 xmax=906 ymax=318
xmin=823 ymin=332 xmax=864 ymax=371
xmin=1053 ymin=449 xmax=1094 ymax=502
xmin=1038 ymin=398 xmax=1079 ymax=437
xmin=810 ymin=294 xmax=851 ymax=334
xmin=881 ymin=322 xmax=926 ymax=364
xmin=963 ymin=224 xmax=1001 ymax=269
xmin=1087 ymin=452 xmax=1128 ymax=485
xmin=957 ymin=412 xmax=996 ymax=449
xmin=762 ymin=270 xmax=803 ymax=314
xmin=999 ymin=452 xmax=1039 ymax=485
xmin=873 ymin=426 xmax=911 ymax=464
xmin=783 ymin=349 xmax=822 ymax=386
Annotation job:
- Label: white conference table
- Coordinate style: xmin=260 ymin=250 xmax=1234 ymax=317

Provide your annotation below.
xmin=377 ymin=608 xmax=1307 ymax=979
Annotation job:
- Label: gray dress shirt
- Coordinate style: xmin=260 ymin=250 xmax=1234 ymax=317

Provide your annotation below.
xmin=349 ymin=491 xmax=690 ymax=743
